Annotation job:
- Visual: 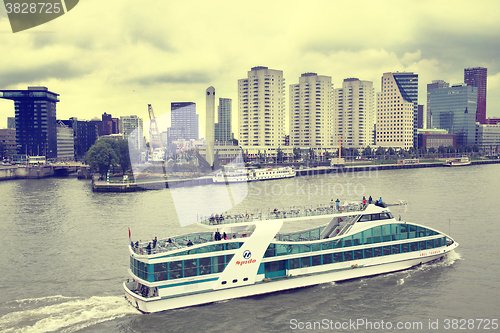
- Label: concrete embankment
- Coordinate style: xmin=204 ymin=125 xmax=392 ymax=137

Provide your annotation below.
xmin=0 ymin=164 xmax=91 ymax=181
xmin=91 ymin=159 xmax=500 ymax=193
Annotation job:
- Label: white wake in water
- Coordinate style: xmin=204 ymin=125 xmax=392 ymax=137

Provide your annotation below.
xmin=0 ymin=295 xmax=139 ymax=333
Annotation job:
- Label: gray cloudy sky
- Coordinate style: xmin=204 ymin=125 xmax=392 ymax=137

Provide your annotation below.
xmin=1 ymin=0 xmax=499 ymax=136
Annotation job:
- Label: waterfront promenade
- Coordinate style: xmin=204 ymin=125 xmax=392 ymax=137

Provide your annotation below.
xmin=91 ymin=159 xmax=500 ymax=192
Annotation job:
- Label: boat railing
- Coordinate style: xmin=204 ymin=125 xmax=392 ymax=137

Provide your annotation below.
xmin=198 ymin=202 xmax=366 ymax=226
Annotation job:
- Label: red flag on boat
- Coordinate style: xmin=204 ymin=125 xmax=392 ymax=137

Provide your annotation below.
xmin=128 ymin=227 xmax=131 ymax=244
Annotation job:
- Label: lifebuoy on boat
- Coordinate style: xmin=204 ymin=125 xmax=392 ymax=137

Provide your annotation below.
xmin=245 ymin=214 xmax=249 ymax=219
xmin=340 ymin=206 xmax=345 ymax=212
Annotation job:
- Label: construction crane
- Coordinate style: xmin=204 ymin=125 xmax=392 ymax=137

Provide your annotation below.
xmin=148 ymin=104 xmax=163 ymax=152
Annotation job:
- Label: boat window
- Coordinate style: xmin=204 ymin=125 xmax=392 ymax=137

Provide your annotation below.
xmin=354 ymin=250 xmax=363 ymax=260
xmin=382 ymin=225 xmax=391 ymax=235
xmin=400 ymin=224 xmax=408 ymax=233
xmin=322 ymin=241 xmax=333 ymax=250
xmin=373 ymin=247 xmax=383 ymax=257
xmin=333 ymin=240 xmax=343 ymax=249
xmin=379 ymin=213 xmax=391 ymax=219
xmin=169 ymin=261 xmax=183 ymax=280
xmin=343 ymin=238 xmax=352 ymax=248
xmin=199 ymin=257 xmax=211 ymax=275
xmin=426 ymin=239 xmax=434 ymax=249
xmin=276 ymin=244 xmax=288 ymax=256
xmin=392 ymin=244 xmax=401 ymax=254
xmin=359 ymin=214 xmax=371 ymax=222
xmin=312 ymin=255 xmax=322 ymax=266
xmin=232 ymin=279 xmax=238 ymax=283
xmin=289 ymin=258 xmax=300 ymax=269
xmin=301 ymin=256 xmax=311 ymax=268
xmin=323 ymin=253 xmax=333 ymax=264
xmin=221 ymin=281 xmax=227 ymax=285
xmin=264 ymin=244 xmax=276 ymax=258
xmin=213 ymin=255 xmax=226 ymax=273
xmin=419 ymin=241 xmax=426 ymax=251
xmin=343 ymin=251 xmax=353 ymax=261
xmin=184 ymin=259 xmax=197 ymax=278
xmin=243 ymin=277 xmax=248 ymax=281
xmin=300 ymin=244 xmax=311 ymax=253
xmin=288 ymin=244 xmax=300 ymax=254
xmin=410 ymin=242 xmax=419 ymax=252
xmin=311 ymin=243 xmax=321 ymax=252
xmin=364 ymin=248 xmax=373 ymax=258
xmin=401 ymin=243 xmax=410 ymax=252
xmin=383 ymin=246 xmax=391 ymax=256
xmin=371 ymin=213 xmax=380 ymax=220
xmin=333 ymin=252 xmax=343 ymax=263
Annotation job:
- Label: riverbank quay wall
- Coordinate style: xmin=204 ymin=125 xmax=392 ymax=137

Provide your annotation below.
xmin=91 ymin=159 xmax=500 ymax=192
xmin=0 ymin=164 xmax=91 ymax=180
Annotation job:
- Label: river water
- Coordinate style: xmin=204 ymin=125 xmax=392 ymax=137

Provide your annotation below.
xmin=0 ymin=165 xmax=498 ymax=332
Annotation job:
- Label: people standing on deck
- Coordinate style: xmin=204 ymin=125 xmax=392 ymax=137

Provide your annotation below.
xmin=335 ymin=198 xmax=340 ymax=212
xmin=368 ymin=196 xmax=372 ymax=204
xmin=152 ymin=237 xmax=157 ymax=249
xmin=362 ymin=196 xmax=366 ymax=207
xmin=222 ymin=232 xmax=227 ymax=240
xmin=146 ymin=242 xmax=152 ymax=255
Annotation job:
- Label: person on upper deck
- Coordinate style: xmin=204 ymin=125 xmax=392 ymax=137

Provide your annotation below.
xmin=146 ymin=242 xmax=152 ymax=255
xmin=335 ymin=198 xmax=340 ymax=211
xmin=152 ymin=236 xmax=157 ymax=249
xmin=368 ymin=196 xmax=372 ymax=204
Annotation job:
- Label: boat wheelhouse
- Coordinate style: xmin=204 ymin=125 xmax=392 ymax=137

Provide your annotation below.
xmin=124 ymin=201 xmax=458 ymax=313
xmin=212 ymin=166 xmax=295 ymax=183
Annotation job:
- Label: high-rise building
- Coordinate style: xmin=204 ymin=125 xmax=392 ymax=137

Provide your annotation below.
xmin=61 ymin=118 xmax=98 ymax=161
xmin=464 ymin=67 xmax=487 ymax=124
xmin=376 ymin=73 xmax=415 ymax=149
xmin=238 ymin=66 xmax=285 ymax=147
xmin=430 ymin=83 xmax=477 ymax=146
xmin=120 ymin=115 xmax=144 ymax=149
xmin=170 ymin=102 xmax=198 ymax=141
xmin=426 ymin=80 xmax=449 ymax=129
xmin=0 ymin=128 xmax=16 ymax=155
xmin=56 ymin=121 xmax=75 ymax=161
xmin=289 ymin=73 xmax=333 ymax=149
xmin=205 ymin=87 xmax=215 ymax=167
xmin=391 ymin=72 xmax=418 ymax=147
xmin=216 ymin=98 xmax=232 ymax=142
xmin=334 ymin=78 xmax=374 ymax=149
xmin=0 ymin=86 xmax=59 ymax=158
xmin=7 ymin=117 xmax=15 ymax=129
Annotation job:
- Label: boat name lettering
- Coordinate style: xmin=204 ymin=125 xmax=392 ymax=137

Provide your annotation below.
xmin=420 ymin=250 xmax=441 ymax=257
xmin=236 ymin=259 xmax=256 ymax=266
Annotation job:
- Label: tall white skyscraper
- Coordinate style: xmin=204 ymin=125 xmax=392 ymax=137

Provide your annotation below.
xmin=289 ymin=73 xmax=333 ymax=148
xmin=376 ymin=73 xmax=415 ymax=149
xmin=206 ymin=86 xmax=215 ymax=167
xmin=238 ymin=66 xmax=285 ymax=147
xmin=334 ymin=78 xmax=375 ymax=148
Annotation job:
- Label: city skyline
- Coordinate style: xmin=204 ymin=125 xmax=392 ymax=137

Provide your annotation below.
xmin=0 ymin=0 xmax=499 ymax=138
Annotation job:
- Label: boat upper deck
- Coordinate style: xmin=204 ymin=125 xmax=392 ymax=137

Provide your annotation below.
xmin=198 ymin=201 xmax=367 ymax=226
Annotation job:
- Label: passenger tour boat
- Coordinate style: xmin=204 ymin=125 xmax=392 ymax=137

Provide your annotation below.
xmin=443 ymin=156 xmax=471 ymax=167
xmin=212 ymin=166 xmax=296 ymax=183
xmin=124 ymin=201 xmax=458 ymax=313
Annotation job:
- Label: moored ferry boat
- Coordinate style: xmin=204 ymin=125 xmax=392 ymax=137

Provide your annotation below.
xmin=124 ymin=201 xmax=458 ymax=313
xmin=212 ymin=166 xmax=295 ymax=183
xmin=444 ymin=156 xmax=471 ymax=167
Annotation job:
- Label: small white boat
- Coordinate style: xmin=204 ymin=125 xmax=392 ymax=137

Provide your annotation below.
xmin=124 ymin=201 xmax=458 ymax=313
xmin=444 ymin=156 xmax=471 ymax=167
xmin=212 ymin=166 xmax=296 ymax=183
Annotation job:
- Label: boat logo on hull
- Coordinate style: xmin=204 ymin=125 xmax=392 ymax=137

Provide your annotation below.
xmin=243 ymin=250 xmax=252 ymax=259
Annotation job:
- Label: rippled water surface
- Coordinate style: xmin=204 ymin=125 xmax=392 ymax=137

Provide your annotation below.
xmin=0 ymin=165 xmax=498 ymax=332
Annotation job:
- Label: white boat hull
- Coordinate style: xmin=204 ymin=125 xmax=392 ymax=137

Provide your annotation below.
xmin=124 ymin=243 xmax=457 ymax=314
